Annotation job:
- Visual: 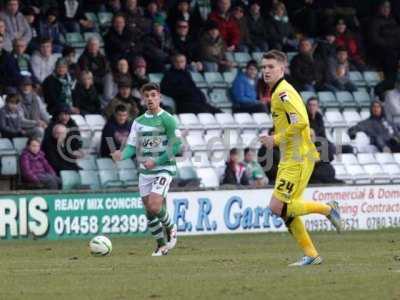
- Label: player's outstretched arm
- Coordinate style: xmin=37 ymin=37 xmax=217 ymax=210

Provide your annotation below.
xmin=154 ymin=115 xmax=182 ymax=166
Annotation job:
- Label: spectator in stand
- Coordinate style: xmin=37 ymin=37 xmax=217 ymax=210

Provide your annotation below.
xmin=257 ymin=74 xmax=271 ymax=112
xmin=42 ymin=123 xmax=81 ymax=174
xmin=231 ymin=60 xmax=268 ymax=113
xmin=246 ymin=0 xmax=269 ymax=52
xmin=18 ymin=76 xmax=49 ymax=138
xmin=327 ymin=47 xmax=357 ymax=92
xmin=222 ymin=148 xmax=250 ymax=186
xmin=143 ymin=17 xmax=175 ymax=73
xmin=208 ymin=0 xmax=240 ymax=51
xmin=384 ymin=81 xmax=400 ymax=123
xmin=230 ymin=4 xmax=251 ymax=52
xmin=72 ymin=70 xmax=101 ymax=115
xmin=265 ymin=1 xmax=297 ymax=51
xmin=104 ymin=80 xmax=143 ymax=120
xmin=20 ymin=137 xmax=60 ymax=189
xmin=198 ymin=20 xmax=236 ymax=72
xmin=100 ymin=104 xmax=132 ymax=158
xmin=167 ymin=0 xmax=203 ymax=39
xmin=59 ymin=0 xmax=97 ymax=33
xmin=334 ymin=18 xmax=366 ymax=72
xmin=160 ymin=53 xmax=221 ymax=114
xmin=290 ymin=38 xmax=327 ymax=92
xmin=171 ymin=19 xmax=202 ymax=72
xmin=0 ymin=19 xmax=12 ymax=52
xmin=0 ymin=93 xmax=27 ymax=138
xmin=37 ymin=7 xmax=65 ymax=53
xmin=143 ymin=0 xmax=165 ymax=25
xmin=83 ymin=0 xmax=106 ymax=13
xmin=130 ymin=56 xmax=149 ymax=98
xmin=104 ymin=13 xmax=141 ymax=62
xmin=21 ymin=6 xmax=38 ymax=51
xmin=106 ymin=0 xmax=123 ymax=14
xmin=124 ymin=0 xmax=151 ymax=35
xmin=11 ymin=38 xmax=35 ymax=81
xmin=257 ymin=128 xmax=280 ymax=184
xmin=243 ymin=147 xmax=267 ymax=187
xmin=0 ymin=34 xmax=23 ymax=88
xmin=42 ymin=57 xmax=77 ymax=115
xmin=103 ymin=58 xmax=131 ymax=103
xmin=313 ymin=30 xmax=337 ymax=62
xmin=349 ymin=100 xmax=400 ymax=152
xmin=78 ymin=37 xmax=109 ymax=94
xmin=0 ymin=0 xmax=32 ymax=46
xmin=62 ymin=45 xmax=79 ymax=81
xmin=30 ymin=38 xmax=57 ymax=83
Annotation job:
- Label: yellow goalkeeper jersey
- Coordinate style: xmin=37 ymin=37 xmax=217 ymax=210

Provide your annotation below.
xmin=270 ymin=78 xmax=319 ymax=164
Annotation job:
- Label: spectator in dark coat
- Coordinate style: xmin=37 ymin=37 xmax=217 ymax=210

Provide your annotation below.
xmin=100 ymin=104 xmax=132 ymax=158
xmin=37 ymin=7 xmax=65 ymax=53
xmin=104 ymin=13 xmax=141 ymax=62
xmin=20 ymin=137 xmax=60 ymax=189
xmin=72 ymin=71 xmax=101 ymax=115
xmin=222 ymin=148 xmax=250 ymax=186
xmin=123 ymin=0 xmax=151 ymax=36
xmin=0 ymin=93 xmax=27 ymax=138
xmin=78 ymin=37 xmax=109 ymax=94
xmin=246 ymin=0 xmax=269 ymax=52
xmin=160 ymin=53 xmax=221 ymax=114
xmin=208 ymin=0 xmax=240 ymax=51
xmin=143 ymin=18 xmax=175 ymax=73
xmin=257 ymin=128 xmax=280 ymax=184
xmin=167 ymin=0 xmax=203 ymax=38
xmin=11 ymin=38 xmax=36 ymax=83
xmin=59 ymin=0 xmax=96 ymax=33
xmin=130 ymin=56 xmax=149 ymax=98
xmin=326 ymin=47 xmax=357 ymax=92
xmin=230 ymin=4 xmax=251 ymax=52
xmin=231 ymin=60 xmax=267 ymax=113
xmin=0 ymin=35 xmax=21 ymax=89
xmin=42 ymin=123 xmax=81 ymax=174
xmin=42 ymin=57 xmax=78 ymax=115
xmin=349 ymin=100 xmax=400 ymax=152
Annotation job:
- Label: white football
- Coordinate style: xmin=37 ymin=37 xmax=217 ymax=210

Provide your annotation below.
xmin=89 ymin=236 xmax=112 ymax=256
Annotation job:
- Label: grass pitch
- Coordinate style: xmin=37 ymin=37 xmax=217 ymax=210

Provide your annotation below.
xmin=1 ymin=230 xmax=399 ymax=300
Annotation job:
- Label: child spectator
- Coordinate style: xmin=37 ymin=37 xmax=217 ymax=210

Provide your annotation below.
xmin=222 ymin=148 xmax=250 ymax=186
xmin=243 ymin=147 xmax=267 ymax=187
xmin=0 ymin=93 xmax=26 ymax=138
xmin=20 ymin=137 xmax=60 ymax=189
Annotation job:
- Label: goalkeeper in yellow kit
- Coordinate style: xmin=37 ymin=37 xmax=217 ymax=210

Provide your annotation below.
xmin=259 ymin=50 xmax=342 ymax=266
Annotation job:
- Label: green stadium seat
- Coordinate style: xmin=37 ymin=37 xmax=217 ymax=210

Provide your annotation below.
xmin=99 ymin=170 xmax=124 ymax=188
xmin=204 ymin=72 xmax=229 ymax=89
xmin=60 ymin=170 xmax=81 ymax=190
xmin=85 ymin=12 xmax=99 ymax=24
xmin=363 ymin=71 xmax=381 ymax=87
xmin=12 ymin=137 xmax=28 ymax=154
xmin=79 ymin=170 xmax=100 ymax=190
xmin=208 ymin=89 xmax=232 ymax=109
xmin=349 ymin=71 xmax=366 ymax=87
xmin=0 ymin=138 xmax=16 ymax=156
xmin=177 ymin=166 xmax=199 ymax=181
xmin=300 ymin=91 xmax=317 ymax=103
xmin=77 ymin=158 xmax=98 ymax=170
xmin=115 ymin=159 xmax=136 ymax=170
xmin=96 ymin=158 xmax=116 ymax=170
xmin=353 ymin=90 xmax=372 ymax=108
xmin=190 ymin=72 xmax=208 ymax=89
xmin=118 ymin=169 xmax=138 ymax=187
xmin=149 ymin=73 xmax=164 ymax=85
xmin=223 ymin=70 xmax=238 ymax=85
xmin=317 ymin=91 xmax=340 ymax=109
xmin=234 ymin=52 xmax=252 ymax=67
xmin=1 ymin=156 xmax=17 ymax=175
xmin=98 ymin=12 xmax=113 ymax=27
xmin=66 ymin=32 xmax=85 ymax=48
xmin=335 ymin=91 xmax=358 ymax=108
xmin=287 ymin=52 xmax=298 ymax=63
xmin=252 ymin=52 xmax=263 ymax=62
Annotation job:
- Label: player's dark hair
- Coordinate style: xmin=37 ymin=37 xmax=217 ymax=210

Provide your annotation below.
xmin=263 ymin=50 xmax=287 ymax=64
xmin=141 ymin=82 xmax=160 ymax=94
xmin=115 ymin=104 xmax=128 ymax=113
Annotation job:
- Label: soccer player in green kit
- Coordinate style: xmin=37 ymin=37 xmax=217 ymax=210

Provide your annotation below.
xmin=112 ymin=83 xmax=182 ymax=256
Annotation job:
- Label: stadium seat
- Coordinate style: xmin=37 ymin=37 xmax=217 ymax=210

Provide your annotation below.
xmin=360 ymin=108 xmax=370 ymax=119
xmin=344 ymin=164 xmax=371 ymax=184
xmin=85 ymin=12 xmax=98 ymax=24
xmin=89 ymin=131 xmax=102 ymax=154
xmin=357 ymin=153 xmax=376 ymax=165
xmin=325 ymin=109 xmax=346 ymax=127
xmin=191 ymin=151 xmax=211 ymax=168
xmin=60 ymin=170 xmax=81 ymax=190
xmin=252 ymin=113 xmax=273 ymax=128
xmin=300 ymin=91 xmax=317 ymax=103
xmin=177 ymin=166 xmax=199 ymax=182
xmin=161 ymin=94 xmax=176 ymax=112
xmin=342 ymin=109 xmax=362 ymax=127
xmin=233 ymin=113 xmax=257 ymax=129
xmin=349 ymin=71 xmax=366 ymax=87
xmin=197 ymin=113 xmax=221 ymax=130
xmin=71 ymin=114 xmax=91 ymax=134
xmin=196 ymin=167 xmax=220 ymax=188
xmin=0 ymin=95 xmax=4 ymax=108
xmin=65 ymin=32 xmax=85 ymax=48
xmin=85 ymin=114 xmax=106 ymax=131
xmin=0 ymin=138 xmax=16 ymax=156
xmin=287 ymin=52 xmax=297 ymax=63
xmin=363 ymin=71 xmax=381 ymax=87
xmin=149 ymin=73 xmax=164 ymax=85
xmin=77 ymin=158 xmax=98 ymax=170
xmin=115 ymin=159 xmax=136 ymax=170
xmin=179 ymin=113 xmax=203 ymax=130
xmin=118 ymin=169 xmax=138 ymax=187
xmin=241 ymin=132 xmax=259 ymax=149
xmin=336 ymin=91 xmax=357 ymax=108
xmin=98 ymin=12 xmax=113 ymax=27
xmin=223 ymin=70 xmax=238 ymax=85
xmin=79 ymin=170 xmax=100 ymax=189
xmin=353 ymin=90 xmax=372 ymax=109
xmin=190 ymin=72 xmax=208 ymax=89
xmin=204 ymin=131 xmax=224 ymax=150
xmin=208 ymin=89 xmax=232 ymax=109
xmin=223 ymin=129 xmax=242 ymax=148
xmin=215 ymin=113 xmax=239 ymax=129
xmin=339 ymin=153 xmax=358 ymax=165
xmin=375 ymin=153 xmax=396 ymax=165
xmin=331 ymin=128 xmax=352 ymax=146
xmin=1 ymin=156 xmax=17 ymax=175
xmin=96 ymin=158 xmax=116 ymax=170
xmin=363 ymin=164 xmax=391 ymax=184
xmin=383 ymin=163 xmax=400 ymax=183
xmin=234 ymin=52 xmax=252 ymax=67
xmin=333 ymin=164 xmax=352 ymax=184
xmin=352 ymin=132 xmax=375 ymax=153
xmin=99 ymin=170 xmax=124 ymax=188
xmin=317 ymin=91 xmax=340 ymax=109
xmin=252 ymin=52 xmax=263 ymax=61
xmin=185 ymin=134 xmax=207 ymax=151
xmin=393 ymin=153 xmax=400 ymax=164
xmin=12 ymin=137 xmax=28 ymax=154
xmin=204 ymin=72 xmax=229 ymax=89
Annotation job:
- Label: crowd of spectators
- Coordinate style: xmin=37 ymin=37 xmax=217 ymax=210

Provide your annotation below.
xmin=0 ymin=0 xmax=399 ymax=189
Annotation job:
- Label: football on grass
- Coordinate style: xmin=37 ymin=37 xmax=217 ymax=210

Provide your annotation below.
xmin=89 ymin=236 xmax=112 ymax=256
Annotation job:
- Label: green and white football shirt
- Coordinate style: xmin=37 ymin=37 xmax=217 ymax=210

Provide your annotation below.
xmin=126 ymin=109 xmax=182 ymax=175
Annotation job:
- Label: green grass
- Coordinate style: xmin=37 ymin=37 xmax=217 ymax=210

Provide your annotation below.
xmin=1 ymin=230 xmax=400 ymax=300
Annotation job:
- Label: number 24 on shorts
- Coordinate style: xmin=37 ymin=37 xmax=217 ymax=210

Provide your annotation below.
xmin=277 ymin=179 xmax=295 ymax=194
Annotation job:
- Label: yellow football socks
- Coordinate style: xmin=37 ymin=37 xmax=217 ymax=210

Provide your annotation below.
xmin=287 ymin=200 xmax=331 ymax=218
xmin=289 ymin=217 xmax=318 ymax=258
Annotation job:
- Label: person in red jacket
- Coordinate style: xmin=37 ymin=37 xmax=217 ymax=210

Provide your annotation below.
xmin=207 ymin=0 xmax=240 ymax=51
xmin=20 ymin=137 xmax=60 ymax=189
